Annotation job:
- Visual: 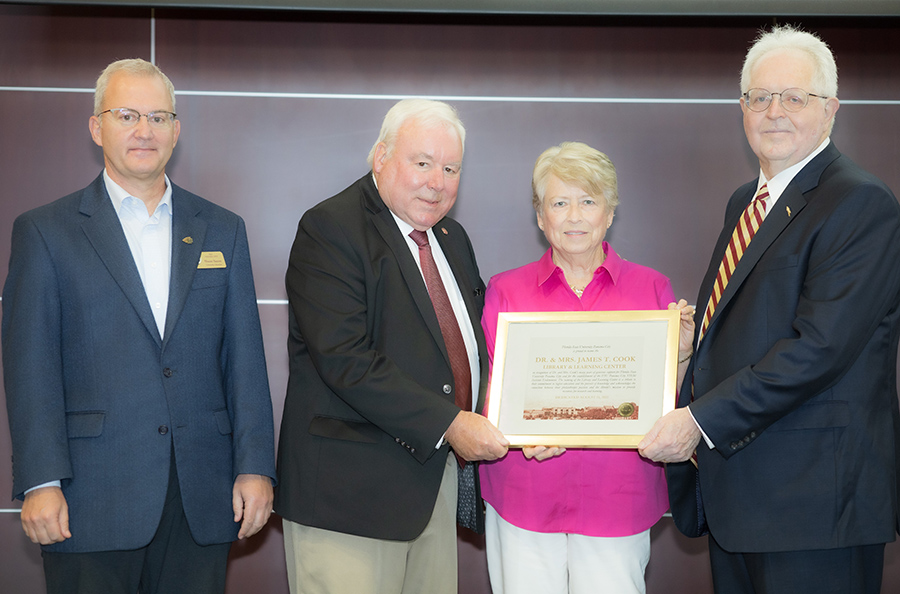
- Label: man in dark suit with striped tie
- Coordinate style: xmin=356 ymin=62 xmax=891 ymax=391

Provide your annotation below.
xmin=639 ymin=24 xmax=900 ymax=593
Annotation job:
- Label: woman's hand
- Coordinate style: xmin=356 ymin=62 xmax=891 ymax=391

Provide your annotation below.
xmin=670 ymin=300 xmax=697 ymax=388
xmin=523 ymin=446 xmax=567 ymax=461
xmin=669 ymin=299 xmax=696 ymax=360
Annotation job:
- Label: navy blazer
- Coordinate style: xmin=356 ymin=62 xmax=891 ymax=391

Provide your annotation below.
xmin=667 ymin=142 xmax=900 ymax=552
xmin=2 ymin=174 xmax=276 ymax=553
xmin=275 ymin=173 xmax=488 ymax=540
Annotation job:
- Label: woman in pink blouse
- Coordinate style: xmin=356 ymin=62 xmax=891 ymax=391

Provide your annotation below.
xmin=480 ymin=142 xmax=694 ymax=594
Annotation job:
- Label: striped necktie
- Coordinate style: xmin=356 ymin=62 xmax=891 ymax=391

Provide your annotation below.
xmin=699 ymin=183 xmax=768 ymax=343
xmin=690 ymin=184 xmax=769 ymax=465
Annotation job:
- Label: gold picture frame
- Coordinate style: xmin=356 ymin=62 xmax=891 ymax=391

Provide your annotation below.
xmin=486 ymin=309 xmax=679 ymax=448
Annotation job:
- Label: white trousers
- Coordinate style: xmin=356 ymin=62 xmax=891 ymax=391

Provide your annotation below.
xmin=484 ymin=503 xmax=650 ymax=594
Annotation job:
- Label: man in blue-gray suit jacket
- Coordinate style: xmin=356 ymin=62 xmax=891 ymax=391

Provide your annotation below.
xmin=639 ymin=26 xmax=900 ymax=593
xmin=2 ymin=59 xmax=275 ymax=594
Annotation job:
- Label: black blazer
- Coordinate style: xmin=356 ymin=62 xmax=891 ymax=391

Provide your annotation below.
xmin=274 ymin=174 xmax=488 ymax=540
xmin=667 ymin=142 xmax=900 ymax=552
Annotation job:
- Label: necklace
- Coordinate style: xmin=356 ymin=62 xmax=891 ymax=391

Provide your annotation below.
xmin=571 ymin=284 xmax=584 ymax=297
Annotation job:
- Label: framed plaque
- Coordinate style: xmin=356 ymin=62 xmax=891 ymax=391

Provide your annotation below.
xmin=486 ymin=309 xmax=679 ymax=448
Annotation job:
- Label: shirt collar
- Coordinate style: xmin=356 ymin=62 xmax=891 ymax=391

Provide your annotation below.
xmin=389 ymin=208 xmax=417 ymax=235
xmin=536 ymin=241 xmax=621 ymax=287
xmin=103 ymin=169 xmax=173 ymax=218
xmin=757 ymin=137 xmax=830 ymax=203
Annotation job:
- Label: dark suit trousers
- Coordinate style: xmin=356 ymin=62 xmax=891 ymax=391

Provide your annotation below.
xmin=709 ymin=534 xmax=884 ymax=594
xmin=42 ymin=450 xmax=231 ymax=594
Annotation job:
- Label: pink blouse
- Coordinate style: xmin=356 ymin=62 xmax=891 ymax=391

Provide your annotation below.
xmin=479 ymin=243 xmax=673 ymax=537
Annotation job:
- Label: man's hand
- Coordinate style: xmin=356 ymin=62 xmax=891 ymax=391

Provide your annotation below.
xmin=637 ymin=408 xmax=702 ymax=463
xmin=445 ymin=411 xmax=509 ymax=462
xmin=21 ymin=486 xmax=71 ymax=544
xmin=232 ymin=474 xmax=274 ymax=539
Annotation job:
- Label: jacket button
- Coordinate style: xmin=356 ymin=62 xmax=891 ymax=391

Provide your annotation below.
xmin=163 ymin=368 xmax=173 ymax=378
xmin=158 ymin=425 xmax=169 ymax=435
xmin=730 ymin=442 xmax=739 ymax=449
xmin=442 ymin=384 xmax=452 ymax=394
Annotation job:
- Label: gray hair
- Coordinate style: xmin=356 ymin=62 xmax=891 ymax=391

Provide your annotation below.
xmin=94 ymin=59 xmax=176 ymax=115
xmin=366 ymin=98 xmax=466 ymax=169
xmin=532 ymin=141 xmax=619 ymax=213
xmin=740 ymin=24 xmax=838 ymax=98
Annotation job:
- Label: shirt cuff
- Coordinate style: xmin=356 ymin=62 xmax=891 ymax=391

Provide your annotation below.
xmin=25 ymin=480 xmax=62 ymax=494
xmin=687 ymin=406 xmax=716 ymax=450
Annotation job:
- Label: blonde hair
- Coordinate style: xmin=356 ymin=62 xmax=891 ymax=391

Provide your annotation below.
xmin=94 ymin=58 xmax=176 ymax=115
xmin=532 ymin=141 xmax=618 ymax=213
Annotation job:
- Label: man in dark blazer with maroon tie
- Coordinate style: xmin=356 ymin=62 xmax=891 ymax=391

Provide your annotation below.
xmin=639 ymin=25 xmax=900 ymax=593
xmin=275 ymin=98 xmax=508 ymax=594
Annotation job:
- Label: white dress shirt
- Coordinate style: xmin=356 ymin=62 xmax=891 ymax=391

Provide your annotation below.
xmin=103 ymin=169 xmax=173 ymax=338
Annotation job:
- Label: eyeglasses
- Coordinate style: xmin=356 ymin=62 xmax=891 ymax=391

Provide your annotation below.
xmin=743 ymin=88 xmax=828 ymax=113
xmin=98 ymin=108 xmax=177 ymax=129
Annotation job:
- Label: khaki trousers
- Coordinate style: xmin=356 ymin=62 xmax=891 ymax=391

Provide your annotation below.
xmin=283 ymin=452 xmax=458 ymax=594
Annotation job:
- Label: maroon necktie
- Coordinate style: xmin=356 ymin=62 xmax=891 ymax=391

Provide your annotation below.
xmin=409 ymin=230 xmax=472 ymax=415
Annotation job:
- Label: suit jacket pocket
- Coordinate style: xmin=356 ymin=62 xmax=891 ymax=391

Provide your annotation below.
xmin=755 ymin=253 xmax=799 ymax=273
xmin=214 ymin=409 xmax=233 ymax=435
xmin=66 ymin=411 xmax=105 ymax=438
xmin=309 ymin=415 xmax=381 ymax=443
xmin=191 ymin=268 xmax=229 ymax=290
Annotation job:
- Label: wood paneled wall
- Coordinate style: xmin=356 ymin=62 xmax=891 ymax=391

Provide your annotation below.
xmin=1 ymin=5 xmax=899 ymax=593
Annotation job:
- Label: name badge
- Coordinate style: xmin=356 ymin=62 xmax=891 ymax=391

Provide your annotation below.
xmin=198 ymin=251 xmax=227 ymax=269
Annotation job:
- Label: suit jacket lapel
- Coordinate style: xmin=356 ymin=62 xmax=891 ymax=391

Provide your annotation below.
xmin=164 ymin=186 xmax=207 ymax=345
xmin=703 ymin=143 xmax=841 ymax=340
xmin=78 ymin=175 xmax=162 ymax=347
xmin=702 ymin=186 xmax=805 ymax=335
xmin=360 ymin=176 xmax=450 ymax=364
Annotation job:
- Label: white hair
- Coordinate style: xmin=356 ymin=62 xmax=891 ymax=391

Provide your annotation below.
xmin=366 ymin=98 xmax=465 ymax=169
xmin=740 ymin=24 xmax=837 ymax=98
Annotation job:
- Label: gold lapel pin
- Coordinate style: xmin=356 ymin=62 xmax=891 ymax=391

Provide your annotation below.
xmin=786 ymin=206 xmax=792 ymax=217
xmin=183 ymin=237 xmax=193 ymax=244
xmin=441 ymin=227 xmax=448 ymax=235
